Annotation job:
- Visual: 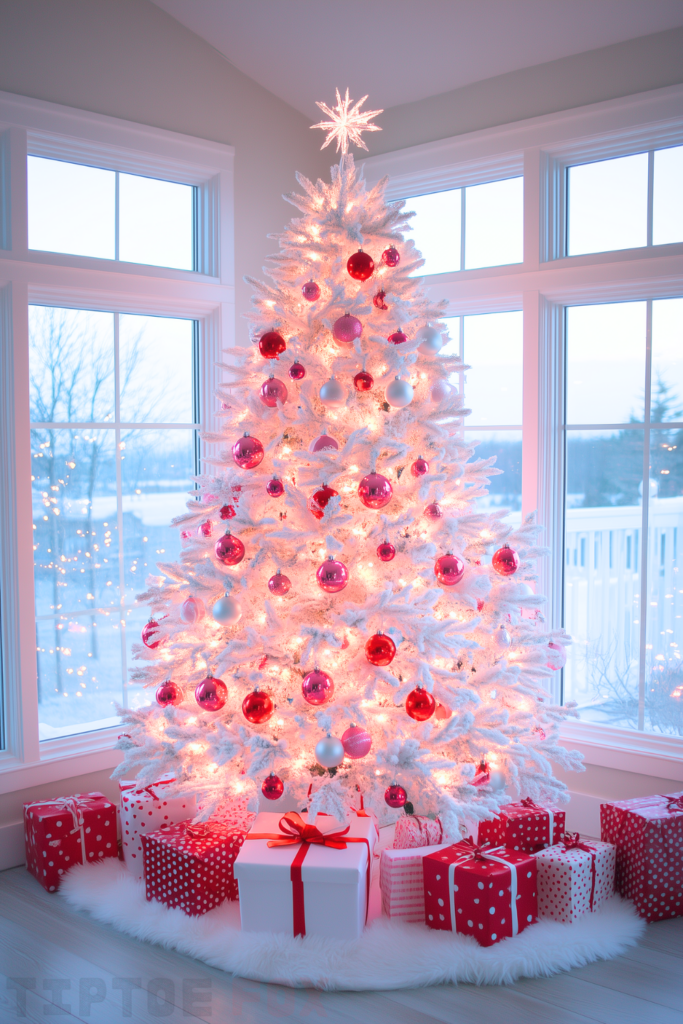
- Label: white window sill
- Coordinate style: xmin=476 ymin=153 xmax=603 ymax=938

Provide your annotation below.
xmin=0 ymin=727 xmax=123 ymax=795
xmin=560 ymin=719 xmax=683 ymax=781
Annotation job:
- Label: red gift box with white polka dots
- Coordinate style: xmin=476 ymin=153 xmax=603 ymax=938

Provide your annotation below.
xmin=535 ymin=837 xmax=616 ymax=923
xmin=423 ymin=841 xmax=538 ymax=947
xmin=142 ymin=818 xmax=248 ymax=916
xmin=600 ymin=792 xmax=683 ymax=922
xmin=477 ymin=800 xmax=565 ymax=853
xmin=24 ymin=792 xmax=118 ymax=892
xmin=119 ymin=778 xmax=197 ymax=883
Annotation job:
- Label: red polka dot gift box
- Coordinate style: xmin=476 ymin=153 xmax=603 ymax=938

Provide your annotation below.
xmin=534 ymin=833 xmax=616 ymax=923
xmin=24 ymin=792 xmax=117 ymax=893
xmin=142 ymin=818 xmax=248 ymax=916
xmin=423 ymin=838 xmax=538 ymax=947
xmin=477 ymin=798 xmax=565 ymax=853
xmin=119 ymin=777 xmax=196 ymax=883
xmin=600 ymin=791 xmax=683 ymax=922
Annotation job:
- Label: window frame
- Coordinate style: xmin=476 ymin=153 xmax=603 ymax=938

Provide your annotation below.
xmin=361 ymin=83 xmax=683 ymax=781
xmin=0 ymin=91 xmax=234 ymax=794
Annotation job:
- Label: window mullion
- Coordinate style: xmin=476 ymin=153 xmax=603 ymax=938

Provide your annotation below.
xmin=113 ymin=312 xmax=128 ymax=711
xmin=459 ymin=187 xmax=466 ymax=272
xmin=646 ymin=150 xmax=654 ymax=249
xmin=637 ymin=300 xmax=653 ymax=731
xmin=114 ymin=170 xmax=120 ymax=262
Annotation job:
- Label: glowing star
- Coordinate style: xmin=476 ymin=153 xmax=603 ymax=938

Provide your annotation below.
xmin=311 ymin=88 xmax=383 ymax=155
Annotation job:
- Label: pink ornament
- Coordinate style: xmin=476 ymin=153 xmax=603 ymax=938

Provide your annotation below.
xmin=232 ymin=433 xmax=264 ymax=470
xmin=358 ymin=472 xmax=393 ymax=509
xmin=385 ymin=784 xmax=407 ymax=808
xmin=424 ymin=502 xmax=443 ymax=519
xmin=266 ymin=478 xmax=285 ymax=498
xmin=353 ymin=370 xmax=374 ymax=392
xmin=333 ymin=313 xmax=363 ymax=345
xmin=156 ymin=680 xmax=183 ymax=707
xmin=260 ymin=376 xmax=288 ymax=407
xmin=141 ymin=619 xmax=164 ymax=649
xmin=195 ymin=676 xmax=227 ymax=712
xmin=309 ymin=434 xmax=338 ymax=453
xmin=316 ymin=556 xmax=348 ymax=593
xmin=341 ymin=725 xmax=372 ymax=759
xmin=197 ymin=520 xmax=212 ymax=538
xmin=381 ymin=246 xmax=400 ymax=267
xmin=301 ymin=280 xmax=320 ymax=302
xmin=411 ymin=457 xmax=429 ymax=477
xmin=377 ymin=540 xmax=396 ymax=562
xmin=180 ymin=595 xmax=204 ymax=624
xmin=434 ymin=552 xmax=465 ymax=586
xmin=262 ymin=773 xmax=284 ymax=799
xmin=547 ymin=642 xmax=567 ymax=670
xmin=373 ymin=289 xmax=388 ymax=310
xmin=301 ymin=668 xmax=334 ymax=705
xmin=220 ymin=504 xmax=236 ymax=520
xmin=388 ymin=330 xmax=407 ymax=345
xmin=308 ymin=483 xmax=338 ymax=521
xmin=215 ymin=531 xmax=245 ymax=566
xmin=431 ymin=380 xmax=452 ymax=403
xmin=435 ymin=702 xmax=452 ymax=720
xmin=289 ymin=361 xmax=306 ymax=381
xmin=181 ymin=529 xmax=192 ymax=540
xmin=268 ymin=570 xmax=291 ymax=596
xmin=492 ymin=544 xmax=519 ymax=576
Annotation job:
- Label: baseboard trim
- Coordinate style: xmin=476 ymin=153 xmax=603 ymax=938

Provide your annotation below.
xmin=0 ymin=819 xmax=25 ymax=870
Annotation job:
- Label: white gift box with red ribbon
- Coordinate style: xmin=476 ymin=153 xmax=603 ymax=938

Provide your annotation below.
xmin=119 ymin=777 xmax=196 ymax=882
xmin=534 ymin=834 xmax=616 ymax=923
xmin=380 ymin=844 xmax=450 ymax=921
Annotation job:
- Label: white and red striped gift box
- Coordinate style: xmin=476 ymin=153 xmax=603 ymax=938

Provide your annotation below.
xmin=380 ymin=844 xmax=449 ymax=922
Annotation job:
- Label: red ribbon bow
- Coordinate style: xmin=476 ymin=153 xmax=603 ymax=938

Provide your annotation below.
xmin=185 ymin=820 xmax=223 ymax=840
xmin=520 ymin=797 xmax=538 ymax=808
xmin=662 ymin=794 xmax=683 ymax=813
xmin=457 ymin=836 xmax=493 ymax=860
xmin=121 ymin=778 xmax=176 ymax=800
xmin=561 ymin=832 xmax=597 ymax=910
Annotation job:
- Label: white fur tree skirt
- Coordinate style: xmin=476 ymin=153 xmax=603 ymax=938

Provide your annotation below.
xmin=60 ymin=858 xmax=645 ymax=990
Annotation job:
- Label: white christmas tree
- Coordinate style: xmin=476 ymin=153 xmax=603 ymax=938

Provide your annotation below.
xmin=114 ymin=94 xmax=582 ymax=838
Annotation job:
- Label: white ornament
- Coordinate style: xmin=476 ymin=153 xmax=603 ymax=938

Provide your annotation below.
xmin=385 ymin=376 xmax=413 ymax=408
xmin=212 ymin=593 xmax=242 ymax=626
xmin=180 ymin=595 xmax=204 ymax=624
xmin=495 ymin=625 xmax=511 ymax=648
xmin=431 ymin=380 xmax=452 ymax=403
xmin=311 ymin=88 xmax=383 ymax=155
xmin=314 ymin=733 xmax=345 ymax=768
xmin=319 ymin=377 xmax=346 ymax=408
xmin=416 ymin=325 xmax=443 ymax=356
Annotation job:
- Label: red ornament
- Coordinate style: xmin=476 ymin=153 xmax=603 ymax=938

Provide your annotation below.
xmin=358 ymin=472 xmax=393 ymax=509
xmin=472 ymin=760 xmax=490 ymax=787
xmin=220 ymin=503 xmax=236 ymax=520
xmin=424 ymin=502 xmax=443 ymax=519
xmin=405 ymin=686 xmax=436 ymax=722
xmin=353 ymin=370 xmax=374 ymax=392
xmin=381 ymin=246 xmax=400 ymax=267
xmin=388 ymin=330 xmax=407 ymax=345
xmin=262 ymin=773 xmax=284 ymax=800
xmin=385 ymin=784 xmax=407 ymax=808
xmin=434 ymin=552 xmax=465 ymax=586
xmin=373 ymin=289 xmax=388 ymax=310
xmin=301 ymin=280 xmax=320 ymax=302
xmin=347 ymin=249 xmax=374 ymax=281
xmin=215 ymin=530 xmax=245 ymax=566
xmin=411 ymin=457 xmax=429 ymax=477
xmin=333 ymin=313 xmax=363 ymax=345
xmin=289 ymin=361 xmax=306 ymax=381
xmin=316 ymin=556 xmax=348 ymax=593
xmin=302 ymin=668 xmax=334 ymax=705
xmin=197 ymin=520 xmax=212 ymax=538
xmin=268 ymin=570 xmax=291 ymax=595
xmin=309 ymin=434 xmax=338 ymax=453
xmin=477 ymin=598 xmax=485 ymax=612
xmin=365 ymin=631 xmax=396 ymax=666
xmin=260 ymin=376 xmax=288 ymax=407
xmin=156 ymin=680 xmax=183 ymax=707
xmin=435 ymin=702 xmax=453 ymax=720
xmin=266 ymin=477 xmax=285 ymax=498
xmin=377 ymin=540 xmax=396 ymax=562
xmin=242 ymin=688 xmax=274 ymax=724
xmin=195 ymin=676 xmax=227 ymax=712
xmin=258 ymin=331 xmax=286 ymax=359
xmin=341 ymin=725 xmax=372 ymax=759
xmin=492 ymin=544 xmax=519 ymax=576
xmin=142 ymin=619 xmax=164 ymax=649
xmin=232 ymin=433 xmax=264 ymax=470
xmin=308 ymin=484 xmax=338 ymax=521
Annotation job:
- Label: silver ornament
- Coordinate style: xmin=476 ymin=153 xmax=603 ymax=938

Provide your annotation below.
xmin=495 ymin=625 xmax=511 ymax=647
xmin=314 ymin=732 xmax=345 ymax=768
xmin=319 ymin=377 xmax=346 ymax=408
xmin=211 ymin=593 xmax=242 ymax=626
xmin=385 ymin=376 xmax=413 ymax=408
xmin=488 ymin=769 xmax=506 ymax=792
xmin=431 ymin=380 xmax=452 ymax=403
xmin=416 ymin=324 xmax=443 ymax=355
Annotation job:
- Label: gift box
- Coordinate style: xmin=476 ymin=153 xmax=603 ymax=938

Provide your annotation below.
xmin=142 ymin=818 xmax=248 ymax=916
xmin=24 ymin=792 xmax=118 ymax=892
xmin=478 ymin=798 xmax=565 ymax=852
xmin=535 ymin=833 xmax=616 ymax=922
xmin=601 ymin=791 xmax=683 ymax=921
xmin=234 ymin=811 xmax=377 ymax=939
xmin=423 ymin=839 xmax=538 ymax=946
xmin=380 ymin=844 xmax=449 ymax=921
xmin=119 ymin=777 xmax=197 ymax=882
xmin=393 ymin=814 xmax=445 ymax=850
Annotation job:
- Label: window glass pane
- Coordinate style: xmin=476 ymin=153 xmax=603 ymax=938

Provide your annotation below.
xmin=28 ymin=156 xmax=115 ymax=259
xmin=567 ymin=153 xmax=648 ymax=256
xmin=119 ymin=315 xmax=194 ymax=423
xmin=651 ymin=297 xmax=683 ymax=423
xmin=464 ymin=430 xmax=522 ymax=513
xmin=29 ymin=306 xmax=114 ymax=424
xmin=566 ymin=302 xmax=646 ymax=424
xmin=462 ymin=311 xmax=523 ymax=426
xmin=119 ymin=173 xmax=194 ymax=270
xmin=464 ymin=176 xmax=523 ymax=269
xmin=653 ymin=145 xmax=683 ymax=246
xmin=404 ymin=189 xmax=461 ymax=276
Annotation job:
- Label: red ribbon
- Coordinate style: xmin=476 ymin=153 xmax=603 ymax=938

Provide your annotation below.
xmin=185 ymin=821 xmax=223 ymax=840
xmin=662 ymin=794 xmax=683 ymax=813
xmin=246 ymin=811 xmax=371 ymax=937
xmin=120 ymin=778 xmax=176 ymax=800
xmin=520 ymin=797 xmax=538 ymax=808
xmin=561 ymin=832 xmax=597 ymax=910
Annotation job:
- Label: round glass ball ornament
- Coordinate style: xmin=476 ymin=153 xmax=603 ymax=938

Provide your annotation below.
xmin=268 ymin=570 xmax=291 ymax=596
xmin=242 ymin=688 xmax=274 ymax=724
xmin=156 ymin=680 xmax=183 ymax=708
xmin=341 ymin=725 xmax=372 ymax=759
xmin=434 ymin=702 xmax=453 ymax=721
xmin=315 ymin=733 xmax=345 ymax=769
xmin=319 ymin=377 xmax=346 ymax=408
xmin=347 ymin=249 xmax=374 ymax=281
xmin=384 ymin=784 xmax=407 ymax=809
xmin=180 ymin=595 xmax=204 ymax=624
xmin=262 ymin=773 xmax=284 ymax=800
xmin=492 ymin=544 xmax=519 ymax=576
xmin=211 ymin=593 xmax=242 ymax=626
xmin=411 ymin=456 xmax=429 ymax=477
xmin=496 ymin=625 xmax=512 ymax=648
xmin=434 ymin=552 xmax=465 ymax=586
xmin=215 ymin=530 xmax=245 ymax=566
xmin=405 ymin=686 xmax=436 ymax=722
xmin=365 ymin=631 xmax=396 ymax=666
xmin=219 ymin=503 xmax=236 ymax=520
xmin=301 ymin=668 xmax=334 ymax=705
xmin=547 ymin=641 xmax=567 ymax=670
xmin=415 ymin=324 xmax=443 ymax=356
xmin=260 ymin=376 xmax=288 ymax=407
xmin=142 ymin=619 xmax=164 ymax=649
xmin=232 ymin=433 xmax=264 ymax=470
xmin=266 ymin=477 xmax=285 ymax=498
xmin=358 ymin=472 xmax=393 ymax=509
xmin=424 ymin=502 xmax=443 ymax=519
xmin=289 ymin=361 xmax=306 ymax=381
xmin=197 ymin=520 xmax=212 ymax=538
xmin=309 ymin=434 xmax=338 ymax=453
xmin=316 ymin=556 xmax=348 ymax=593
xmin=388 ymin=329 xmax=407 ymax=345
xmin=308 ymin=484 xmax=338 ymax=521
xmin=333 ymin=313 xmax=362 ymax=345
xmin=353 ymin=370 xmax=374 ymax=392
xmin=377 ymin=540 xmax=396 ymax=562
xmin=373 ymin=289 xmax=388 ymax=310
xmin=301 ymin=280 xmax=320 ymax=302
xmin=431 ymin=380 xmax=452 ymax=403
xmin=381 ymin=245 xmax=400 ymax=267
xmin=258 ymin=330 xmax=286 ymax=360
xmin=385 ymin=377 xmax=413 ymax=408
xmin=195 ymin=676 xmax=227 ymax=712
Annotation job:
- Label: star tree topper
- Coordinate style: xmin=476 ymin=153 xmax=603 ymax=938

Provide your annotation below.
xmin=311 ymin=88 xmax=383 ymax=155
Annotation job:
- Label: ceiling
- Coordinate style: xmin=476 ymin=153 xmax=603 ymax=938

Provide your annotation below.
xmin=150 ymin=0 xmax=683 ymax=117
